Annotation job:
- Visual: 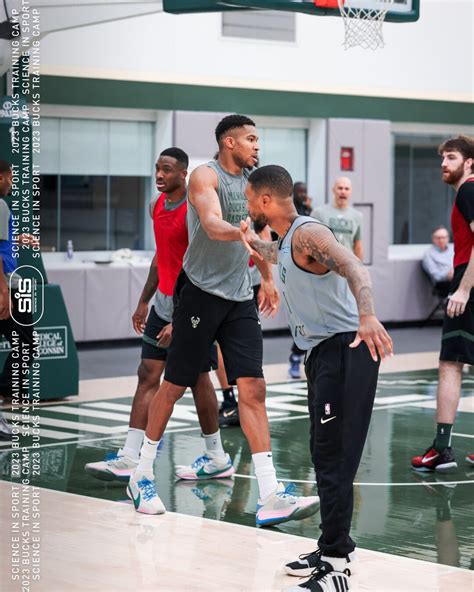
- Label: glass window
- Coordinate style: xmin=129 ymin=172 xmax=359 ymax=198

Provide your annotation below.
xmin=393 ymin=135 xmax=455 ymax=244
xmin=109 ymin=176 xmax=147 ymax=250
xmin=259 ymin=127 xmax=307 ymax=184
xmin=60 ymin=176 xmax=107 ymax=251
xmin=39 ymin=175 xmax=59 ymax=251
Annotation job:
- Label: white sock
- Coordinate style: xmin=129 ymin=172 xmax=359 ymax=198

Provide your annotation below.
xmin=203 ymin=430 xmax=226 ymax=460
xmin=136 ymin=436 xmax=159 ymax=475
xmin=252 ymin=451 xmax=278 ymax=500
xmin=122 ymin=428 xmax=144 ymax=460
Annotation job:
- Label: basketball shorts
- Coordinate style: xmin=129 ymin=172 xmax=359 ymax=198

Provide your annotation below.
xmin=142 ymin=305 xmax=217 ymax=371
xmin=440 ymin=264 xmax=474 ymax=365
xmin=164 ymin=273 xmax=263 ymax=387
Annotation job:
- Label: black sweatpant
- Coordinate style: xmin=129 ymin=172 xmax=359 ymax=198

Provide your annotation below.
xmin=0 ymin=291 xmax=34 ymax=397
xmin=305 ymin=332 xmax=380 ymax=557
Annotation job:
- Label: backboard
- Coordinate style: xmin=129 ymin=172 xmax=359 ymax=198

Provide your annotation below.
xmin=163 ymin=0 xmax=420 ymax=23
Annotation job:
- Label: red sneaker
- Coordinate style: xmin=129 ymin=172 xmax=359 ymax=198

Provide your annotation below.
xmin=411 ymin=443 xmax=457 ymax=472
xmin=466 ymin=453 xmax=474 ymax=465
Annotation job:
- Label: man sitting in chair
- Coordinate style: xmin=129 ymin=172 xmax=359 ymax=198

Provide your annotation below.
xmin=422 ymin=226 xmax=454 ymax=296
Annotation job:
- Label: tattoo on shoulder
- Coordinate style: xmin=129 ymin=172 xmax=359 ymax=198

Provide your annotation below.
xmin=249 ymin=239 xmax=278 ymax=264
xmin=294 ymin=224 xmax=375 ymax=315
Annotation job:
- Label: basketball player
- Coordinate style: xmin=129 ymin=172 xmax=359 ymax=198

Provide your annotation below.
xmin=85 ymin=148 xmax=232 ymax=482
xmin=240 ymin=165 xmax=392 ymax=591
xmin=412 ymin=135 xmax=474 ymax=471
xmin=128 ymin=115 xmax=320 ymax=525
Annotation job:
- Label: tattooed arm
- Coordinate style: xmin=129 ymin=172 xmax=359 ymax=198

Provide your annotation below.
xmin=293 ymin=222 xmax=393 ymax=360
xmin=239 ymin=217 xmax=278 ymax=264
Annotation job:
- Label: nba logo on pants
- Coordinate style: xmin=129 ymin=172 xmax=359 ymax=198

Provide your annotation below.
xmin=325 ymin=403 xmax=331 ymax=416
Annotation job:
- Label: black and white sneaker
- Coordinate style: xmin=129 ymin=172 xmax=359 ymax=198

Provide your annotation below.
xmin=285 ymin=549 xmax=357 ymax=578
xmin=0 ymin=415 xmax=12 ymax=441
xmin=285 ymin=564 xmax=350 ymax=592
xmin=219 ymin=401 xmax=240 ymax=427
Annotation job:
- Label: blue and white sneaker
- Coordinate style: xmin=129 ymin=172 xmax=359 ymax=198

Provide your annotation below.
xmin=288 ymin=354 xmax=302 ymax=379
xmin=127 ymin=472 xmax=165 ymax=515
xmin=256 ymin=482 xmax=320 ymax=527
xmin=175 ymin=451 xmax=235 ymax=480
xmin=85 ymin=450 xmax=138 ymax=482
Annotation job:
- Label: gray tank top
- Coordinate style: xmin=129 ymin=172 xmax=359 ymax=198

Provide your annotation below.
xmin=183 ymin=160 xmax=252 ymax=301
xmin=278 ymin=216 xmax=360 ymax=351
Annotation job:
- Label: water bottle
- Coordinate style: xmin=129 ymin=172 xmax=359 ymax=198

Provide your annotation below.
xmin=66 ymin=240 xmax=74 ymax=260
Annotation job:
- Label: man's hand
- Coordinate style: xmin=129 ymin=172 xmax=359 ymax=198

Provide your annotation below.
xmin=447 ymin=287 xmax=470 ymax=318
xmin=240 ymin=218 xmax=263 ymax=261
xmin=258 ymin=278 xmax=280 ymax=318
xmin=157 ymin=323 xmax=172 ymax=348
xmin=0 ymin=282 xmax=11 ymax=320
xmin=349 ymin=315 xmax=393 ymax=362
xmin=132 ymin=301 xmax=148 ymax=334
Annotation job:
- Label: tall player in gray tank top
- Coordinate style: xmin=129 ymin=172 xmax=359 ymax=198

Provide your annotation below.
xmin=129 ymin=115 xmax=321 ymax=526
xmin=241 ymin=165 xmax=393 ymax=592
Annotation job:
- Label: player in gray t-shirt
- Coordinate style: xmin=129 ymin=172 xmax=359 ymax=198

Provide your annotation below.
xmin=312 ymin=177 xmax=363 ymax=260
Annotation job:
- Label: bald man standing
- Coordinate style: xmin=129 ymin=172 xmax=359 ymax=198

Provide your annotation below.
xmin=312 ymin=177 xmax=363 ymax=260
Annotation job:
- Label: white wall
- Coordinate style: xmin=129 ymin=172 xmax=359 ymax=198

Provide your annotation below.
xmin=38 ymin=1 xmax=473 ymax=102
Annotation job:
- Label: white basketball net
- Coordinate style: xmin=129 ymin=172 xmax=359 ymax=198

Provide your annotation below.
xmin=337 ymin=0 xmax=393 ymax=50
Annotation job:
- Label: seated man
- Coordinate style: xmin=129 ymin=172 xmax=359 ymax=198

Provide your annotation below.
xmin=422 ymin=226 xmax=454 ymax=295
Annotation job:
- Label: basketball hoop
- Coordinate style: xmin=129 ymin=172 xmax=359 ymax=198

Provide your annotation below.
xmin=314 ymin=0 xmax=394 ymax=50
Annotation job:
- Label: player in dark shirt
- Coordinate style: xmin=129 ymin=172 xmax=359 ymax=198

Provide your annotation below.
xmin=412 ymin=136 xmax=474 ymax=471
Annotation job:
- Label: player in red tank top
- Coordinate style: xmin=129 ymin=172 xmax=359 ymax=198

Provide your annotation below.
xmin=412 ymin=136 xmax=474 ymax=472
xmin=85 ymin=148 xmax=231 ymax=484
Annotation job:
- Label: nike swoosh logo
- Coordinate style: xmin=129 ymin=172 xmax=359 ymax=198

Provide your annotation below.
xmin=321 ymin=416 xmax=336 ymax=424
xmin=422 ymin=454 xmax=439 ymax=463
xmin=129 ymin=486 xmax=141 ymax=509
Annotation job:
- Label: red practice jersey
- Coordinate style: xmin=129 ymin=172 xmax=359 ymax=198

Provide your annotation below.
xmin=451 ymin=178 xmax=474 ymax=269
xmin=151 ymin=193 xmax=188 ymax=296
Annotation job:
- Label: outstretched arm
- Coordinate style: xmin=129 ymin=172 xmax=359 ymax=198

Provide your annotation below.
xmin=240 ymin=217 xmax=278 ymax=264
xmin=294 ymin=223 xmax=393 ymax=360
xmin=189 ymin=166 xmax=240 ymax=242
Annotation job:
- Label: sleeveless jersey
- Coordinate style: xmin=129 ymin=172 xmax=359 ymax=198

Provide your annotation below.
xmin=183 ymin=160 xmax=252 ymax=301
xmin=149 ymin=193 xmax=188 ymax=322
xmin=278 ymin=216 xmax=359 ymax=351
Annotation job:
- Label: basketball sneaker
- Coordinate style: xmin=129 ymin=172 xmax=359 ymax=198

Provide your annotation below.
xmin=219 ymin=402 xmax=240 ymax=427
xmin=465 ymin=453 xmax=474 ymax=465
xmin=285 ymin=548 xmax=357 ymax=578
xmin=255 ymin=482 xmax=320 ymax=527
xmin=127 ymin=472 xmax=165 ymax=515
xmin=288 ymin=354 xmax=302 ymax=379
xmin=411 ymin=443 xmax=457 ymax=472
xmin=175 ymin=451 xmax=235 ymax=480
xmin=85 ymin=450 xmax=138 ymax=482
xmin=0 ymin=415 xmax=12 ymax=441
xmin=285 ymin=563 xmax=350 ymax=591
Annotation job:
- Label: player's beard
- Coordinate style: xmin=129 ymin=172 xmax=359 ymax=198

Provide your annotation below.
xmin=442 ymin=162 xmax=465 ymax=185
xmin=253 ymin=214 xmax=268 ymax=233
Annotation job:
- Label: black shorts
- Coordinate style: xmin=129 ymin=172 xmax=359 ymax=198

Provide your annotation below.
xmin=142 ymin=306 xmax=218 ymax=371
xmin=164 ymin=273 xmax=263 ymax=387
xmin=440 ymin=264 xmax=474 ymax=365
xmin=141 ymin=306 xmax=171 ymax=361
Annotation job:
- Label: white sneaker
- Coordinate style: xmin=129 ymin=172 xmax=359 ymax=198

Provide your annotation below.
xmin=285 ymin=569 xmax=350 ymax=592
xmin=85 ymin=450 xmax=138 ymax=482
xmin=256 ymin=482 xmax=320 ymax=527
xmin=175 ymin=451 xmax=235 ymax=480
xmin=285 ymin=548 xmax=357 ymax=577
xmin=127 ymin=472 xmax=166 ymax=515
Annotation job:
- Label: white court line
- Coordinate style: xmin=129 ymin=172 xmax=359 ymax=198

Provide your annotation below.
xmin=232 ymin=473 xmax=474 ymax=487
xmin=454 ymin=432 xmax=474 ymax=439
xmin=44 ymin=405 xmax=132 ymax=422
xmin=373 ymin=394 xmax=431 ymax=405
